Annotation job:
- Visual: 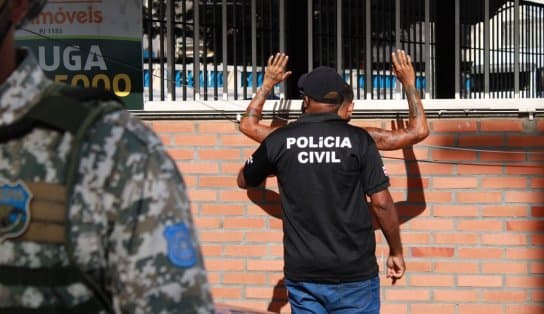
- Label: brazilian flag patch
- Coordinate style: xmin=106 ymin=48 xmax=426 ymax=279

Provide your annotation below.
xmin=0 ymin=181 xmax=33 ymax=242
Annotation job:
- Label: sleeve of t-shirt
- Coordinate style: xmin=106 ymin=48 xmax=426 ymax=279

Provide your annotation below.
xmin=361 ymin=134 xmax=390 ymax=196
xmin=242 ymin=142 xmax=275 ymax=187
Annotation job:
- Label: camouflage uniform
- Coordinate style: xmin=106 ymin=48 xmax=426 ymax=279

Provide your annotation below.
xmin=0 ymin=49 xmax=214 ymax=313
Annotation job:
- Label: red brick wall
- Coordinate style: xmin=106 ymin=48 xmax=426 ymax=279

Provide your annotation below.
xmin=149 ymin=117 xmax=544 ymax=314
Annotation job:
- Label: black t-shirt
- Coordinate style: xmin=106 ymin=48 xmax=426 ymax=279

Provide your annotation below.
xmin=243 ymin=112 xmax=390 ymax=283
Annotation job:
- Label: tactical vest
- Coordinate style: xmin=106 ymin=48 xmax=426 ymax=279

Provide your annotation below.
xmin=0 ymin=84 xmax=124 ymax=314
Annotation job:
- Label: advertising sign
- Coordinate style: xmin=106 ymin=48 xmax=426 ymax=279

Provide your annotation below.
xmin=15 ymin=0 xmax=143 ymax=110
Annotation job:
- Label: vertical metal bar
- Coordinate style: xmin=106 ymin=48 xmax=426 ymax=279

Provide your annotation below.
xmin=222 ymin=0 xmax=228 ymax=99
xmin=202 ymin=0 xmax=208 ymax=100
xmin=308 ymin=0 xmax=313 ymax=71
xmin=454 ymin=0 xmax=460 ymax=98
xmin=159 ymin=0 xmax=165 ymax=101
xmin=146 ymin=0 xmax=154 ymax=101
xmin=279 ymin=0 xmax=285 ymax=96
xmin=182 ymin=0 xmax=187 ymax=100
xmin=395 ymin=0 xmax=401 ymax=99
xmin=484 ymin=0 xmax=490 ymax=97
xmin=233 ymin=3 xmax=238 ymax=100
xmin=193 ymin=0 xmax=200 ymax=100
xmin=425 ymin=0 xmax=431 ymax=99
xmin=166 ymin=0 xmax=175 ymax=101
xmin=365 ymin=0 xmax=372 ymax=99
xmin=241 ymin=0 xmax=247 ymax=100
xmin=213 ymin=0 xmax=218 ymax=100
xmin=356 ymin=0 xmax=361 ymax=99
xmin=337 ymin=0 xmax=342 ymax=73
xmin=251 ymin=0 xmax=257 ymax=94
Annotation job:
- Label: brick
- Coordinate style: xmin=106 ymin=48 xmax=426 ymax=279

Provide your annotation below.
xmin=187 ymin=189 xmax=217 ymax=201
xmin=409 ymin=274 xmax=454 ymax=287
xmin=199 ymin=231 xmax=245 ymax=243
xmin=199 ymin=149 xmax=242 ymax=160
xmin=221 ymin=162 xmax=244 ymax=174
xmin=481 ymin=177 xmax=528 ymax=188
xmin=410 ymin=304 xmax=455 ymax=314
xmin=223 ymin=218 xmax=266 ymax=229
xmin=506 ymin=305 xmax=544 ymax=314
xmin=457 ymin=191 xmax=503 ymax=203
xmin=531 ymin=234 xmax=544 ymax=245
xmin=532 ymin=206 xmax=544 ymax=217
xmin=401 ymin=233 xmax=431 ymax=244
xmin=201 ymin=244 xmax=222 ymax=256
xmin=531 ymin=177 xmax=544 ymax=188
xmin=433 ymin=205 xmax=479 ymax=217
xmin=432 ymin=177 xmax=478 ymax=189
xmin=483 ymin=290 xmax=528 ymax=302
xmin=177 ymin=161 xmax=219 ymax=174
xmin=247 ymin=259 xmax=284 ymax=271
xmin=198 ymin=121 xmax=238 ymax=133
xmin=479 ymin=151 xmax=528 ymax=162
xmin=246 ymin=231 xmax=283 ymax=242
xmin=457 ymin=220 xmax=504 ymax=231
xmin=245 ymin=286 xmax=277 ymax=299
xmin=434 ymin=233 xmax=479 ymax=245
xmin=410 ymin=247 xmax=454 ymax=258
xmin=431 ymin=120 xmax=478 ymax=132
xmin=223 ymin=272 xmax=267 ymax=284
xmin=482 ymin=206 xmax=529 ymax=217
xmin=204 ymin=258 xmax=245 ymax=271
xmin=201 ymin=204 xmax=244 ymax=215
xmin=482 ymin=262 xmax=528 ymax=274
xmin=434 ymin=262 xmax=479 ymax=273
xmin=407 ymin=219 xmax=454 ymax=231
xmin=506 ymin=166 xmax=544 ymax=175
xmin=211 ymin=286 xmax=243 ymax=299
xmin=199 ymin=176 xmax=237 ymax=188
xmin=151 ymin=121 xmax=194 ymax=133
xmin=458 ymin=304 xmax=503 ymax=314
xmin=481 ymin=233 xmax=528 ymax=246
xmin=381 ymin=304 xmax=408 ymax=314
xmin=505 ymin=191 xmax=544 ymax=203
xmin=458 ymin=135 xmax=505 ymax=147
xmin=220 ymin=190 xmax=252 ymax=201
xmin=505 ymin=276 xmax=544 ymax=288
xmin=385 ymin=289 xmax=430 ymax=301
xmin=457 ymin=164 xmax=504 ymax=175
xmin=194 ymin=217 xmax=222 ymax=229
xmin=224 ymin=245 xmax=268 ymax=257
xmin=432 ymin=149 xmax=477 ymax=161
xmin=507 ymin=135 xmax=544 ymax=147
xmin=457 ymin=275 xmax=503 ymax=287
xmin=416 ymin=191 xmax=453 ymax=203
xmin=458 ymin=247 xmax=504 ymax=259
xmin=480 ymin=119 xmax=523 ymax=132
xmin=418 ymin=163 xmax=456 ymax=175
xmin=221 ymin=134 xmax=259 ymax=146
xmin=507 ymin=220 xmax=544 ymax=231
xmin=166 ymin=148 xmax=194 ymax=160
xmin=506 ymin=248 xmax=544 ymax=260
xmin=405 ymin=260 xmax=433 ymax=272
xmin=433 ymin=289 xmax=479 ymax=302
xmin=174 ymin=134 xmax=217 ymax=146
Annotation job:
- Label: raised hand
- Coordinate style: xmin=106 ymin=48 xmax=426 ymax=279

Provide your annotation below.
xmin=263 ymin=53 xmax=292 ymax=90
xmin=391 ymin=49 xmax=415 ymax=87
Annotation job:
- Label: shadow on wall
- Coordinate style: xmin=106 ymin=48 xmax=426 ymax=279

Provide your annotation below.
xmin=246 ymin=139 xmax=427 ymax=313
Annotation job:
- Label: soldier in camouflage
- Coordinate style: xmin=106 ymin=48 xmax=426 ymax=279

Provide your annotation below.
xmin=0 ymin=1 xmax=214 ymax=313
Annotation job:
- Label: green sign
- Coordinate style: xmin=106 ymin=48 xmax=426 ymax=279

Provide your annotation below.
xmin=15 ymin=1 xmax=143 ymax=110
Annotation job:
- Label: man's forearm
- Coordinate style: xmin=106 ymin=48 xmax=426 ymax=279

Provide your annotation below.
xmin=374 ymin=203 xmax=403 ymax=256
xmin=239 ymin=85 xmax=276 ymax=142
xmin=404 ymin=83 xmax=429 ymax=140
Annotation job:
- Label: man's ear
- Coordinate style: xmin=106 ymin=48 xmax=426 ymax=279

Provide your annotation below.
xmin=11 ymin=0 xmax=29 ymax=25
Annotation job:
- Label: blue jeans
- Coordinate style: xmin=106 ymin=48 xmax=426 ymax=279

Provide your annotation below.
xmin=285 ymin=276 xmax=380 ymax=314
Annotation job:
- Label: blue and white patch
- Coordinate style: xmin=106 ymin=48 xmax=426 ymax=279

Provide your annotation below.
xmin=0 ymin=181 xmax=33 ymax=242
xmin=163 ymin=223 xmax=197 ymax=268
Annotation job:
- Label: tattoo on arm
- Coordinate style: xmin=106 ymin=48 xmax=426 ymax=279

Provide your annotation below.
xmin=404 ymin=85 xmax=420 ymax=119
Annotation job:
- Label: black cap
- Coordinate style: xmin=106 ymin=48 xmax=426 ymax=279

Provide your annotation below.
xmin=297 ymin=66 xmax=346 ymax=104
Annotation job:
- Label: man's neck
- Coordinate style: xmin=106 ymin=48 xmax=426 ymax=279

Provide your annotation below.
xmin=0 ymin=38 xmax=16 ymax=85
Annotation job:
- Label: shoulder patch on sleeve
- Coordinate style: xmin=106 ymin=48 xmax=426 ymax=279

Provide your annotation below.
xmin=163 ymin=223 xmax=197 ymax=268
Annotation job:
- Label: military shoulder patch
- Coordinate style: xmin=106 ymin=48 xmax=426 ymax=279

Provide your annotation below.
xmin=0 ymin=181 xmax=33 ymax=242
xmin=163 ymin=223 xmax=197 ymax=268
